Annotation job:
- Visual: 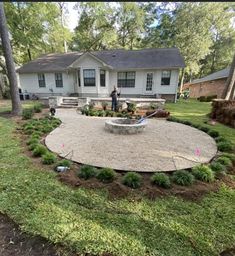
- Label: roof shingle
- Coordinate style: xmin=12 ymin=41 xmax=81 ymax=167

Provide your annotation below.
xmin=17 ymin=48 xmax=185 ymax=73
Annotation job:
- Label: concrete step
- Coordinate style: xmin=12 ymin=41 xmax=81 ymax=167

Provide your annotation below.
xmin=60 ymin=103 xmax=78 ymax=107
xmin=58 ymin=105 xmax=78 ymax=108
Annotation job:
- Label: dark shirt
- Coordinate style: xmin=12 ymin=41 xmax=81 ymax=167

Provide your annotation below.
xmin=110 ymin=90 xmax=120 ymax=100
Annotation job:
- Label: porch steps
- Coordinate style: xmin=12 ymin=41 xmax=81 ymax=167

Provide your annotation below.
xmin=59 ymin=97 xmax=78 ymax=108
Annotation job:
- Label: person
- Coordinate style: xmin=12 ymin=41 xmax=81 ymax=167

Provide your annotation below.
xmin=110 ymin=86 xmax=120 ymax=111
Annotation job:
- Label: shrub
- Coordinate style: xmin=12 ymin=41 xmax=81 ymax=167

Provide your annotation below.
xmin=101 ymin=101 xmax=108 ymax=110
xmin=210 ymin=162 xmax=227 ymax=177
xmin=42 ymin=152 xmax=56 ymax=164
xmin=88 ymin=101 xmax=95 ymax=110
xmin=172 ymin=170 xmax=195 ymax=186
xmin=216 ymin=156 xmax=233 ymax=168
xmin=56 ymin=159 xmax=72 ymax=168
xmin=207 ymin=130 xmax=220 ymax=138
xmin=217 ymin=141 xmax=234 ymax=152
xmin=78 ymin=165 xmax=97 ymax=180
xmin=181 ymin=120 xmax=192 ymax=126
xmin=199 ymin=126 xmax=209 ymax=133
xmin=26 ymin=138 xmax=39 ymax=146
xmin=151 ymin=173 xmax=171 ymax=188
xmin=127 ymin=102 xmax=137 ymax=113
xmin=122 ymin=172 xmax=142 ymax=188
xmin=28 ymin=143 xmax=39 ymax=151
xmin=192 ymin=165 xmax=215 ymax=182
xmin=33 ymin=103 xmax=43 ymax=113
xmin=96 ymin=168 xmax=116 ymax=183
xmin=221 ymin=153 xmax=235 ymax=163
xmin=149 ymin=103 xmax=158 ymax=110
xmin=22 ymin=108 xmax=34 ymax=120
xmin=215 ymin=136 xmax=228 ymax=143
xmin=32 ymin=145 xmax=47 ymax=157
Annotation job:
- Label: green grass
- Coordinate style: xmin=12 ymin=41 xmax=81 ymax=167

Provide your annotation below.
xmin=166 ymin=99 xmax=235 ymax=144
xmin=0 ymin=100 xmax=234 ymax=255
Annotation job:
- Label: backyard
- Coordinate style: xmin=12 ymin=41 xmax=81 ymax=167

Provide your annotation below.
xmin=0 ymin=99 xmax=234 ymax=256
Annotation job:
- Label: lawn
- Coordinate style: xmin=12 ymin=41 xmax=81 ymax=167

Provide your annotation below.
xmin=0 ymin=99 xmax=234 ymax=255
xmin=166 ymin=99 xmax=235 ymax=144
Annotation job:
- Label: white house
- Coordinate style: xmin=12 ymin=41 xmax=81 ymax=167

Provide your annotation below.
xmin=17 ymin=48 xmax=185 ymax=102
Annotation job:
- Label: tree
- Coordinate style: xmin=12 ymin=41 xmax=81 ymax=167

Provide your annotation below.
xmin=0 ymin=2 xmax=21 ymax=115
xmin=117 ymin=2 xmax=145 ymax=49
xmin=198 ymin=3 xmax=235 ymax=77
xmin=72 ymin=2 xmax=117 ymax=51
xmin=222 ymin=53 xmax=235 ymax=100
xmin=4 ymin=2 xmax=72 ymax=64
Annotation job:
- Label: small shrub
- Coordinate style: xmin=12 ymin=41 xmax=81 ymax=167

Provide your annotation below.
xmin=88 ymin=102 xmax=95 ymax=110
xmin=192 ymin=165 xmax=215 ymax=182
xmin=32 ymin=145 xmax=47 ymax=157
xmin=33 ymin=103 xmax=43 ymax=113
xmin=217 ymin=141 xmax=234 ymax=152
xmin=149 ymin=103 xmax=158 ymax=110
xmin=172 ymin=170 xmax=195 ymax=186
xmin=215 ymin=136 xmax=228 ymax=143
xmin=78 ymin=165 xmax=97 ymax=180
xmin=56 ymin=159 xmax=71 ymax=168
xmin=28 ymin=143 xmax=39 ymax=151
xmin=22 ymin=108 xmax=34 ymax=120
xmin=26 ymin=138 xmax=39 ymax=146
xmin=42 ymin=152 xmax=56 ymax=164
xmin=207 ymin=130 xmax=220 ymax=138
xmin=210 ymin=162 xmax=227 ymax=177
xmin=151 ymin=173 xmax=171 ymax=188
xmin=221 ymin=153 xmax=235 ymax=163
xmin=216 ymin=156 xmax=233 ymax=168
xmin=181 ymin=120 xmax=192 ymax=126
xmin=101 ymin=101 xmax=108 ymax=110
xmin=199 ymin=126 xmax=209 ymax=133
xmin=97 ymin=168 xmax=116 ymax=183
xmin=122 ymin=172 xmax=142 ymax=188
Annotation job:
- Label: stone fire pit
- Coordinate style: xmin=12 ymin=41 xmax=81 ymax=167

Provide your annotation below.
xmin=105 ymin=118 xmax=147 ymax=135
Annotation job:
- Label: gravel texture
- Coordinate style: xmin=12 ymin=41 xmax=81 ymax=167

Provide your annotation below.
xmin=45 ymin=109 xmax=217 ymax=172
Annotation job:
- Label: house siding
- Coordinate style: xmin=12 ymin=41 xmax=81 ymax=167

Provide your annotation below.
xmin=183 ymin=78 xmax=226 ymax=98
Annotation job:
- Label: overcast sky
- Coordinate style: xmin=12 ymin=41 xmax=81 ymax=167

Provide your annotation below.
xmin=66 ymin=2 xmax=78 ymax=32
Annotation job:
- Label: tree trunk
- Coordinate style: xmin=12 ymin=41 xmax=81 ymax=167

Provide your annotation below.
xmin=222 ymin=53 xmax=235 ymax=100
xmin=27 ymin=47 xmax=32 ymax=61
xmin=179 ymin=68 xmax=185 ymax=93
xmin=0 ymin=2 xmax=22 ymax=115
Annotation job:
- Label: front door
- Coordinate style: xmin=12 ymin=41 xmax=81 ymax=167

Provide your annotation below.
xmin=145 ymin=72 xmax=154 ymax=94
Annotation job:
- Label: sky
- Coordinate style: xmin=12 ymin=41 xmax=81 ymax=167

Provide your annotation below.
xmin=66 ymin=2 xmax=79 ymax=32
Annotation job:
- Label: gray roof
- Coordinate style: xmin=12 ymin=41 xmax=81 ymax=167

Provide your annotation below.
xmin=17 ymin=48 xmax=185 ymax=73
xmin=191 ymin=67 xmax=230 ymax=84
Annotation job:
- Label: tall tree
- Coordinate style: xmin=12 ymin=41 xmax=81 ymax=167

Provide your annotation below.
xmin=4 ymin=2 xmax=72 ymax=64
xmin=72 ymin=2 xmax=117 ymax=51
xmin=117 ymin=2 xmax=145 ymax=49
xmin=0 ymin=2 xmax=21 ymax=115
xmin=222 ymin=53 xmax=235 ymax=100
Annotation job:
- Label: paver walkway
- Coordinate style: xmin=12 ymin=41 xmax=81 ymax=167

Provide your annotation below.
xmin=45 ymin=109 xmax=217 ymax=172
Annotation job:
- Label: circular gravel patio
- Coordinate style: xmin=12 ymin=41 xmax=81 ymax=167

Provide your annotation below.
xmin=45 ymin=109 xmax=217 ymax=172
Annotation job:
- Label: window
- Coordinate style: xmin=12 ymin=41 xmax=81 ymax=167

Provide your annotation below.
xmin=78 ymin=70 xmax=81 ymax=87
xmin=161 ymin=70 xmax=171 ymax=85
xmin=117 ymin=72 xmax=135 ymax=88
xmin=100 ymin=70 xmax=105 ymax=87
xmin=55 ymin=73 xmax=63 ymax=87
xmin=83 ymin=69 xmax=95 ymax=86
xmin=146 ymin=73 xmax=153 ymax=91
xmin=38 ymin=73 xmax=45 ymax=87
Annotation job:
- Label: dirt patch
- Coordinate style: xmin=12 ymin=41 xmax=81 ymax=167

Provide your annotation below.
xmin=0 ymin=213 xmax=72 ymax=256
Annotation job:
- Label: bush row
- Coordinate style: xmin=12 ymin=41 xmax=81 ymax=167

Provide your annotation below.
xmin=76 ymin=154 xmax=234 ymax=188
xmin=166 ymin=116 xmax=234 ymax=153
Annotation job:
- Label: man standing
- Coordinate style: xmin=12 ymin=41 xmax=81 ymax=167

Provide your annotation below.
xmin=110 ymin=86 xmax=120 ymax=111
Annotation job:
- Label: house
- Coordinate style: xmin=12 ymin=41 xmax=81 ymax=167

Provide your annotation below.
xmin=17 ymin=48 xmax=185 ymax=102
xmin=183 ymin=67 xmax=230 ymax=98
